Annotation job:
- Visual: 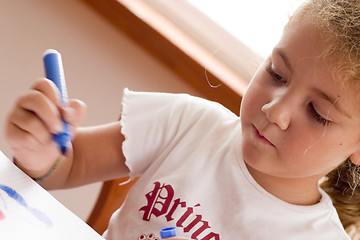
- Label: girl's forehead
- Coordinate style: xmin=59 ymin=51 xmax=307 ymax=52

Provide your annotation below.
xmin=282 ymin=16 xmax=324 ymax=50
xmin=275 ymin=21 xmax=328 ymax=74
xmin=286 ymin=5 xmax=360 ymax=96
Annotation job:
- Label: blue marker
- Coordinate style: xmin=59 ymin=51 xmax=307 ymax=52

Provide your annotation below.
xmin=160 ymin=227 xmax=178 ymax=239
xmin=43 ymin=49 xmax=71 ymax=155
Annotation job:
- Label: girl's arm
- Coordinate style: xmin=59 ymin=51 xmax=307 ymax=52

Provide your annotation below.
xmin=42 ymin=121 xmax=129 ymax=190
xmin=63 ymin=122 xmax=129 ymax=188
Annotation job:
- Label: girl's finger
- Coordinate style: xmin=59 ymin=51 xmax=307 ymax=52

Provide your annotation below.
xmin=61 ymin=99 xmax=86 ymax=127
xmin=31 ymin=78 xmax=61 ymax=107
xmin=15 ymin=88 xmax=62 ymax=134
xmin=7 ymin=106 xmax=53 ymax=146
xmin=5 ymin=120 xmax=41 ymax=152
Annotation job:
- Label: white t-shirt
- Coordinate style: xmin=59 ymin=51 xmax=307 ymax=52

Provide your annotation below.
xmin=103 ymin=89 xmax=350 ymax=240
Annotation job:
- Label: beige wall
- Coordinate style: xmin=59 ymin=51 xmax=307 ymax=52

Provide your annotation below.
xmin=0 ymin=0 xmax=202 ymax=221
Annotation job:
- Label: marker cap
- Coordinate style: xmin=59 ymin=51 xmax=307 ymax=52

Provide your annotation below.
xmin=43 ymin=49 xmax=68 ymax=105
xmin=160 ymin=227 xmax=178 ymax=239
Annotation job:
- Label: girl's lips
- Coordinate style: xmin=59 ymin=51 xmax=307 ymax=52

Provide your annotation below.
xmin=253 ymin=125 xmax=275 ymax=147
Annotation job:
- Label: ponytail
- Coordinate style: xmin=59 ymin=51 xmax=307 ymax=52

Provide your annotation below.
xmin=320 ymin=158 xmax=360 ymax=238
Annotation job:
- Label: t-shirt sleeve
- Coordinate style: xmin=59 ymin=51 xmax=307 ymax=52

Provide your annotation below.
xmin=120 ymin=89 xmax=190 ymax=179
xmin=120 ymin=88 xmax=235 ymax=180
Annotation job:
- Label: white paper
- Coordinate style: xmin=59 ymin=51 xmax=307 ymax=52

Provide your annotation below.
xmin=0 ymin=151 xmax=104 ymax=240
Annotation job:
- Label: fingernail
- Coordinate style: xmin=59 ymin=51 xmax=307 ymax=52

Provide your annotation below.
xmin=55 ymin=123 xmax=63 ymax=133
xmin=63 ymin=106 xmax=74 ymax=119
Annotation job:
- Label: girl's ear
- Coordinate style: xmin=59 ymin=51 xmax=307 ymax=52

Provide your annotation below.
xmin=350 ymin=150 xmax=360 ymax=165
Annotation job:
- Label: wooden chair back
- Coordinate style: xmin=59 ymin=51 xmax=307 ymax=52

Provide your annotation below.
xmin=87 ymin=177 xmax=138 ymax=235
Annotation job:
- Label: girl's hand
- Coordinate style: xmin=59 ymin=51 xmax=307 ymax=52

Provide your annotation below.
xmin=4 ymin=78 xmax=86 ymax=178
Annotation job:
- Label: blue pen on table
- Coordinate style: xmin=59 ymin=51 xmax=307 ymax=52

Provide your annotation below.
xmin=43 ymin=49 xmax=71 ymax=155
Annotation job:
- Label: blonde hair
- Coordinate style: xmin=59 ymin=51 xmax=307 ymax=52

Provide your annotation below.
xmin=290 ymin=0 xmax=360 ymax=238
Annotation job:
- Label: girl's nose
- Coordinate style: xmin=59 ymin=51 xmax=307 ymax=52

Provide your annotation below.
xmin=261 ymin=99 xmax=291 ymax=130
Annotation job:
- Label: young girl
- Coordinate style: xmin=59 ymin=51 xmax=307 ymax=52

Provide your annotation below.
xmin=4 ymin=0 xmax=360 ymax=239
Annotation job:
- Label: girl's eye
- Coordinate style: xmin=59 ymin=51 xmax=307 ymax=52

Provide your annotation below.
xmin=309 ymin=103 xmax=331 ymax=126
xmin=266 ymin=65 xmax=287 ymax=83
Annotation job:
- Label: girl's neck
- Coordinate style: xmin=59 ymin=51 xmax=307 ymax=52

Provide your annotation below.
xmin=245 ymin=163 xmax=322 ymax=206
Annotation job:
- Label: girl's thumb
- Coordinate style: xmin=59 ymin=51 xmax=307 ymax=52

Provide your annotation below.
xmin=62 ymin=99 xmax=86 ymax=127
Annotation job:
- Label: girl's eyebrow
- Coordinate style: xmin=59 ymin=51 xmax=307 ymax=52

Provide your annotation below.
xmin=273 ymin=48 xmax=293 ymax=73
xmin=312 ymin=87 xmax=352 ymax=119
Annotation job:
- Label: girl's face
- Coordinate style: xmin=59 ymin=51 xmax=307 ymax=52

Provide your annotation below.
xmin=240 ymin=17 xmax=360 ymax=188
